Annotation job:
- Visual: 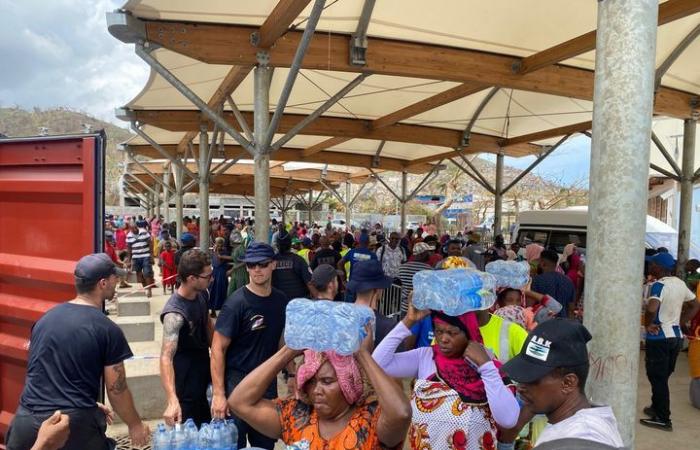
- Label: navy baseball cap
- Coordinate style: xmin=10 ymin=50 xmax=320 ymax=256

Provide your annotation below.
xmin=311 ymin=264 xmax=340 ymax=289
xmin=649 ymin=252 xmax=675 ymax=270
xmin=346 ymin=260 xmax=393 ymax=293
xmin=180 ymin=232 xmax=196 ymax=245
xmin=502 ymin=318 xmax=592 ymax=384
xmin=239 ymin=242 xmax=275 ymax=263
xmin=74 ymin=253 xmax=126 ymax=281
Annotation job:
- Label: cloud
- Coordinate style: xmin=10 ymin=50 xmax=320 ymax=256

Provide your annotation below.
xmin=0 ymin=0 xmax=149 ymax=124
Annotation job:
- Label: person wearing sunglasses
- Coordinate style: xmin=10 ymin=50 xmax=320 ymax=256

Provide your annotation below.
xmin=210 ymin=242 xmax=287 ymax=450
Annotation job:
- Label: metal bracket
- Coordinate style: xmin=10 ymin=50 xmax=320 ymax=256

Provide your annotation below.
xmin=250 ymin=32 xmax=261 ymax=47
xmin=371 ymin=140 xmax=385 ymax=168
xmin=106 ymin=10 xmax=147 ymax=44
xmin=349 ymin=0 xmax=376 ymax=66
xmin=256 ymin=50 xmax=270 ymax=67
xmin=691 ymin=96 xmax=700 ymax=120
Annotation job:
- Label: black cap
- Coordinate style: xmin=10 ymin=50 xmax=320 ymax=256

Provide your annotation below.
xmin=239 ymin=242 xmax=275 ymax=263
xmin=502 ymin=318 xmax=592 ymax=384
xmin=346 ymin=260 xmax=393 ymax=293
xmin=310 ymin=264 xmax=339 ymax=288
xmin=74 ymin=253 xmax=127 ymax=281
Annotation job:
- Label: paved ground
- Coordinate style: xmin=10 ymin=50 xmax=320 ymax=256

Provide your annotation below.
xmin=107 ymin=279 xmax=700 ymax=449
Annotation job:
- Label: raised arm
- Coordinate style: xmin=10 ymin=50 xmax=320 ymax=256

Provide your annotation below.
xmin=104 ymin=362 xmax=150 ymax=446
xmin=210 ymin=331 xmax=231 ymax=419
xmin=229 ymin=346 xmax=300 ymax=439
xmin=357 ymin=328 xmax=412 ymax=448
xmin=160 ymin=313 xmax=184 ymax=426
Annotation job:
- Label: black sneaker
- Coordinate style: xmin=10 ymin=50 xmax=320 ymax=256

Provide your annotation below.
xmin=643 ymin=406 xmax=656 ymax=417
xmin=639 ymin=417 xmax=673 ymax=431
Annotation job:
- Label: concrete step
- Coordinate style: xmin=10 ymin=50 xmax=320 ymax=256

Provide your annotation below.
xmin=112 ymin=316 xmax=155 ymax=342
xmin=117 ymin=297 xmax=152 ymax=317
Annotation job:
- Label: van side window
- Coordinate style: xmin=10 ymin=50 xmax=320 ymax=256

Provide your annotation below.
xmin=549 ymin=231 xmax=586 ymax=253
xmin=517 ymin=230 xmax=548 ymax=247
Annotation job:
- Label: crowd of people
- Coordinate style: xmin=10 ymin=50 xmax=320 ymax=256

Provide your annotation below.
xmin=6 ymin=213 xmax=700 ymax=450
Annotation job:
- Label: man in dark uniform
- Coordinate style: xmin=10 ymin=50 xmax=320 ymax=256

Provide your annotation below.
xmin=6 ymin=253 xmax=150 ymax=450
xmin=160 ymin=249 xmax=214 ymax=427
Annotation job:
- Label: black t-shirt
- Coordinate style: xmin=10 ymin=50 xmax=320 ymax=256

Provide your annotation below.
xmin=310 ymin=248 xmax=341 ymax=270
xmin=272 ymin=252 xmax=311 ymax=300
xmin=20 ymin=303 xmax=133 ymax=411
xmin=215 ymin=286 xmax=287 ymax=395
xmin=160 ymin=290 xmax=210 ymax=355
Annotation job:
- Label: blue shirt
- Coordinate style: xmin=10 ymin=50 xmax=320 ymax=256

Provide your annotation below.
xmin=531 ymin=271 xmax=576 ymax=317
xmin=342 ymin=247 xmax=377 ymax=278
xmin=410 ymin=316 xmax=434 ymax=348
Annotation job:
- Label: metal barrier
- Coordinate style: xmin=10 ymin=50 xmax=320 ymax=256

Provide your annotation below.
xmin=378 ymin=283 xmax=403 ymax=319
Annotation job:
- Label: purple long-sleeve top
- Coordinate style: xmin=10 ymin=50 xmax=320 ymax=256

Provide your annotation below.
xmin=372 ymin=321 xmax=520 ymax=429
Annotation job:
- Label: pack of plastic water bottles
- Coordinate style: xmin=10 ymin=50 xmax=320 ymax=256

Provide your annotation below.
xmin=412 ymin=268 xmax=497 ymax=316
xmin=151 ymin=418 xmax=238 ymax=450
xmin=285 ymin=440 xmax=310 ymax=450
xmin=485 ymin=260 xmax=530 ymax=289
xmin=285 ymin=299 xmax=375 ymax=355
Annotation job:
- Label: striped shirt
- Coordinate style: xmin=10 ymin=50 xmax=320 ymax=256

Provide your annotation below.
xmin=398 ymin=261 xmax=433 ymax=312
xmin=129 ymin=229 xmax=151 ymax=259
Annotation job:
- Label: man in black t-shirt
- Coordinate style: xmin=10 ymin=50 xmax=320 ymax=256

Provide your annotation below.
xmin=7 ymin=253 xmax=150 ymax=450
xmin=271 ymin=230 xmax=312 ymax=300
xmin=160 ymin=249 xmax=215 ymax=427
xmin=210 ymin=243 xmax=286 ymax=450
xmin=309 ymin=235 xmax=342 ymax=270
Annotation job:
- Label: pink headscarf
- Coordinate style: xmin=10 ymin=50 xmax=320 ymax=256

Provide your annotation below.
xmin=525 ymin=243 xmax=544 ymax=262
xmin=296 ymin=350 xmax=364 ymax=405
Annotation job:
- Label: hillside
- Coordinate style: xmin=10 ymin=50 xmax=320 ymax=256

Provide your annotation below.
xmin=0 ymin=107 xmax=131 ymax=204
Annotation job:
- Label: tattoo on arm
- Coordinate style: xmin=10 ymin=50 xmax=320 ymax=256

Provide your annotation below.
xmin=108 ymin=363 xmax=128 ymax=395
xmin=162 ymin=313 xmax=184 ymax=360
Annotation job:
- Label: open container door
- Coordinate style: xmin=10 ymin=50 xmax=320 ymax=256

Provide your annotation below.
xmin=0 ymin=132 xmax=105 ymax=442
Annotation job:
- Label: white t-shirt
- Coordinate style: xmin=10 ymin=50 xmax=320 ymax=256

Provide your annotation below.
xmin=648 ymin=276 xmax=696 ymax=338
xmin=536 ymin=406 xmax=624 ymax=448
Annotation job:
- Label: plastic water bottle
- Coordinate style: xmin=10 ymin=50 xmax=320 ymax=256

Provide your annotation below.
xmin=198 ymin=423 xmax=211 ymax=450
xmin=225 ymin=419 xmax=239 ymax=450
xmin=172 ymin=423 xmax=186 ymax=450
xmin=210 ymin=422 xmax=223 ymax=449
xmin=285 ymin=299 xmax=375 ymax=355
xmin=184 ymin=419 xmax=198 ymax=450
xmin=412 ymin=269 xmax=497 ymax=315
xmin=152 ymin=423 xmax=170 ymax=450
xmin=534 ymin=295 xmax=563 ymax=323
xmin=485 ymin=260 xmax=530 ymax=289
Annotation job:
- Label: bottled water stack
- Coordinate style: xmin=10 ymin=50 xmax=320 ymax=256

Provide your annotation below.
xmin=412 ymin=269 xmax=497 ymax=315
xmin=152 ymin=419 xmax=239 ymax=450
xmin=485 ymin=260 xmax=530 ymax=289
xmin=285 ymin=299 xmax=375 ymax=355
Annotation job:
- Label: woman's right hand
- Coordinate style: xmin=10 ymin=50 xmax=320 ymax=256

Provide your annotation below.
xmin=402 ymin=293 xmax=430 ymax=328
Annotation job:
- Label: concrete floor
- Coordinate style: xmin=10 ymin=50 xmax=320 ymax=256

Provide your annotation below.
xmin=107 ymin=277 xmax=700 ymax=449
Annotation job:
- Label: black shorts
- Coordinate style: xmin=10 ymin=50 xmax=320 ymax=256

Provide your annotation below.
xmin=6 ymin=406 xmax=115 ymax=450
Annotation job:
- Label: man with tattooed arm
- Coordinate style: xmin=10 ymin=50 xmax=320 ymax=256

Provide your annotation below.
xmin=6 ymin=253 xmax=150 ymax=450
xmin=159 ymin=249 xmax=215 ymax=426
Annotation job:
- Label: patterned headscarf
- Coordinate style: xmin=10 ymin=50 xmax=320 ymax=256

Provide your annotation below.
xmin=296 ymin=350 xmax=364 ymax=405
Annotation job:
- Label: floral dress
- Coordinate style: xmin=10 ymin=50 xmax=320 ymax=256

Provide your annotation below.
xmin=409 ymin=379 xmax=497 ymax=450
xmin=276 ymin=398 xmax=401 ymax=450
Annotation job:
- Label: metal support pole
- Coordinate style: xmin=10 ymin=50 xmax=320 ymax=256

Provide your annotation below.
xmin=345 ymin=181 xmax=352 ymax=228
xmin=307 ymin=190 xmax=314 ymax=224
xmin=651 ymin=132 xmax=683 ymax=178
xmin=502 ymin=135 xmax=570 ymax=195
xmin=154 ymin=182 xmax=161 ymax=218
xmin=407 ymin=162 xmax=443 ymax=201
xmin=254 ymin=65 xmax=272 ymax=242
xmin=129 ymin=125 xmax=198 ymax=181
xmin=369 ymin=169 xmax=402 ymax=201
xmin=493 ymin=152 xmax=504 ymax=236
xmin=226 ymin=95 xmax=254 ymax=142
xmin=584 ymin=1 xmax=658 ymax=446
xmin=677 ymin=118 xmax=697 ymax=276
xmin=400 ymin=171 xmax=407 ymax=234
xmin=163 ymin=168 xmax=171 ymax=223
xmin=198 ymin=126 xmax=210 ymax=248
xmin=455 ymin=151 xmax=495 ymax=193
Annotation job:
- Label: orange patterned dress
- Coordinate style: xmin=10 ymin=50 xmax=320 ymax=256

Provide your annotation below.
xmin=276 ymin=398 xmax=402 ymax=450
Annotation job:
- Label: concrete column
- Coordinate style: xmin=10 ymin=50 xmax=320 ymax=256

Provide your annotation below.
xmin=493 ymin=152 xmax=504 ymax=236
xmin=153 ymin=182 xmax=161 ymax=218
xmin=677 ymin=118 xmax=697 ymax=276
xmin=254 ymin=65 xmax=272 ymax=242
xmin=400 ymin=171 xmax=407 ymax=234
xmin=345 ymin=181 xmax=352 ymax=230
xmin=583 ymin=1 xmax=658 ymax=446
xmin=198 ymin=127 xmax=210 ymax=248
xmin=162 ymin=169 xmax=171 ymax=224
xmin=173 ymin=163 xmax=184 ymax=240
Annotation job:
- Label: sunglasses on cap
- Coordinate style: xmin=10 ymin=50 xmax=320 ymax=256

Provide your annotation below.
xmin=246 ymin=260 xmax=272 ymax=269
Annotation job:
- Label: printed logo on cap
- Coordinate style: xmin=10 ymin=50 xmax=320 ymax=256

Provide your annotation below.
xmin=525 ymin=336 xmax=552 ymax=362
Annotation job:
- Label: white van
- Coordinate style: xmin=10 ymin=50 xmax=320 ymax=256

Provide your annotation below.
xmin=514 ymin=206 xmax=700 ymax=259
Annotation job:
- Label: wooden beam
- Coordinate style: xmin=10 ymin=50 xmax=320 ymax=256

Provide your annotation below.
xmin=302 ymin=137 xmax=351 ymax=157
xmin=175 ymin=65 xmax=252 ymax=153
xmin=127 ymin=143 xmax=438 ymax=173
xmin=144 ymin=21 xmax=698 ymax=119
xmin=372 ymin=82 xmax=487 ymax=129
xmin=517 ymin=0 xmax=700 ymax=74
xmin=502 ymin=121 xmax=592 ymax=147
xmin=256 ymin=0 xmax=313 ymax=48
xmin=131 ymin=109 xmax=537 ymax=155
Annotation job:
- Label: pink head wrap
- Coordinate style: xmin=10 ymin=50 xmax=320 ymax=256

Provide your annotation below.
xmin=296 ymin=350 xmax=364 ymax=405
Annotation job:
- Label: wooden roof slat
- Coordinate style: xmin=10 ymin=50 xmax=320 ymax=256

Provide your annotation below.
xmin=143 ymin=20 xmax=698 ymax=119
xmin=302 ymin=137 xmax=351 ymax=157
xmin=256 ymin=0 xmax=312 ymax=48
xmin=502 ymin=121 xmax=592 ymax=147
xmin=517 ymin=0 xmax=700 ymax=74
